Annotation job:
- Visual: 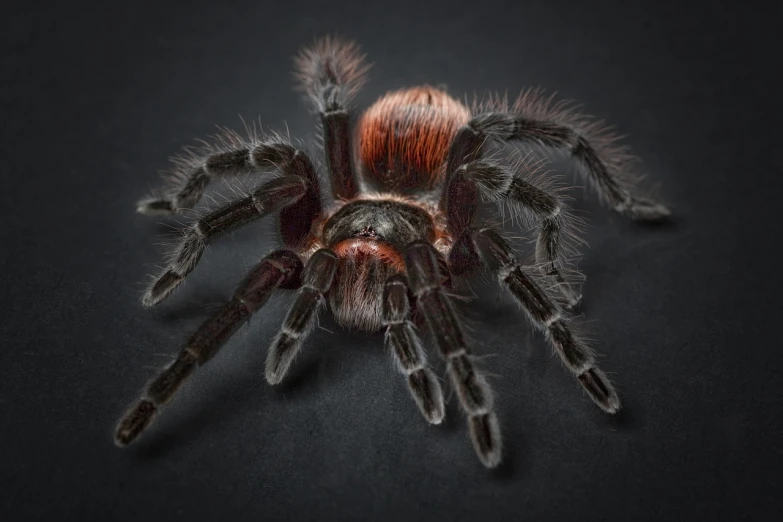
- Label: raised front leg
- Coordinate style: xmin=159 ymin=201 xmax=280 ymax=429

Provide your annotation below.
xmin=294 ymin=36 xmax=370 ymax=199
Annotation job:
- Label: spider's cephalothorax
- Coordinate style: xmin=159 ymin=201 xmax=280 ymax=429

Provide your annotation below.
xmin=322 ymin=196 xmax=441 ymax=331
xmin=116 ymin=36 xmax=670 ymax=468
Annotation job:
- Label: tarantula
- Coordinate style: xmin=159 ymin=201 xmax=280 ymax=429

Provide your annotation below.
xmin=115 ymin=36 xmax=668 ymax=468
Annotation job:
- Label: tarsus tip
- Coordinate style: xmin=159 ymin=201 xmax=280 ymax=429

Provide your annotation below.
xmin=140 ymin=293 xmax=158 ymax=307
xmin=114 ymin=400 xmax=157 ymax=448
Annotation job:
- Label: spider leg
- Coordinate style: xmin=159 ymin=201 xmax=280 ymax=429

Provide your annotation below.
xmin=294 ymin=36 xmax=370 ymax=199
xmin=382 ymin=274 xmax=445 ymax=424
xmin=143 ymin=175 xmax=311 ymax=307
xmin=442 ymin=138 xmax=583 ymax=307
xmin=469 ymin=91 xmax=670 ymax=221
xmin=115 ymin=250 xmax=303 ymax=446
xmin=466 ymin=227 xmax=620 ymax=413
xmin=265 ymin=249 xmax=339 ymax=385
xmin=404 ymin=241 xmax=502 ymax=468
xmin=138 ymin=134 xmax=321 ymax=216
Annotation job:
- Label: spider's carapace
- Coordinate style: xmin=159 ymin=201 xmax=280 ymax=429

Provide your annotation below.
xmin=320 ymin=195 xmax=445 ymax=331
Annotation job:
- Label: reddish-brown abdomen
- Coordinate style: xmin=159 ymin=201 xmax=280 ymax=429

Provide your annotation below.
xmin=357 ymin=86 xmax=471 ymax=190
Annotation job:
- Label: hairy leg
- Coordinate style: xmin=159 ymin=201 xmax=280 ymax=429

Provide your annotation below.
xmin=382 ymin=274 xmax=445 ymax=424
xmin=115 ymin=250 xmax=303 ymax=446
xmin=138 ymin=131 xmax=321 ymax=218
xmin=404 ymin=241 xmax=502 ymax=468
xmin=265 ymin=249 xmax=339 ymax=385
xmin=294 ymin=36 xmax=370 ymax=199
xmin=442 ymin=136 xmax=583 ymax=306
xmin=469 ymin=90 xmax=669 ymax=221
xmin=464 ymin=227 xmax=620 ymax=413
xmin=143 ymin=176 xmax=309 ymax=306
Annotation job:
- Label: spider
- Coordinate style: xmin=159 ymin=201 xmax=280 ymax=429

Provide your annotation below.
xmin=115 ymin=36 xmax=669 ymax=468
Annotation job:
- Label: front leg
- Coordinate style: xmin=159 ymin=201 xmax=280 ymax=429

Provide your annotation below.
xmin=264 ymin=249 xmax=339 ymax=385
xmin=405 ymin=241 xmax=502 ymax=468
xmin=382 ymin=275 xmax=445 ymax=424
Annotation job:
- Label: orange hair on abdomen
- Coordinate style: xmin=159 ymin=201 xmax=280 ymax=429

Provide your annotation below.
xmin=357 ymin=86 xmax=472 ymax=189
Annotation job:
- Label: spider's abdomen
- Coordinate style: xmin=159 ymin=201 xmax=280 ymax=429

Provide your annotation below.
xmin=357 ymin=86 xmax=471 ymax=190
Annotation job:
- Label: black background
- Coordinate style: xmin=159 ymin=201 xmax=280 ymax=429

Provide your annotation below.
xmin=2 ymin=0 xmax=781 ymax=520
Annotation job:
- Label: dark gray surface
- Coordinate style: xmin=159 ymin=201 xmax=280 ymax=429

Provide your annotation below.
xmin=2 ymin=0 xmax=781 ymax=520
